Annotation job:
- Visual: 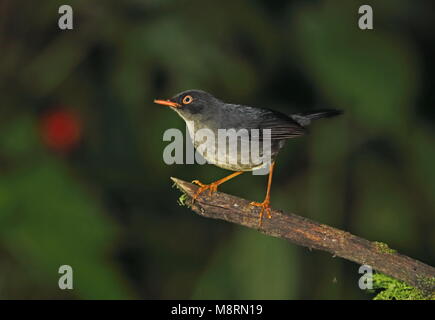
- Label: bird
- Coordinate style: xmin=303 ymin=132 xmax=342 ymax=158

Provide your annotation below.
xmin=154 ymin=89 xmax=342 ymax=226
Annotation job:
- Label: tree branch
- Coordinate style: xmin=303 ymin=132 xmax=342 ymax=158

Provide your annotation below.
xmin=171 ymin=177 xmax=435 ymax=295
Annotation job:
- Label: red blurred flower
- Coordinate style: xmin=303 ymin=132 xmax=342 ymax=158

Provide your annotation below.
xmin=40 ymin=109 xmax=82 ymax=153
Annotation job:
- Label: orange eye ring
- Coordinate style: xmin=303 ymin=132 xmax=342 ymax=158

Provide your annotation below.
xmin=182 ymin=95 xmax=193 ymax=104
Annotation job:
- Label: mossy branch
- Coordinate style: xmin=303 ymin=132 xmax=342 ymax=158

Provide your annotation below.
xmin=171 ymin=177 xmax=435 ymax=297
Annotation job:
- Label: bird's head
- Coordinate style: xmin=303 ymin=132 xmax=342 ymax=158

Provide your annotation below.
xmin=154 ymin=89 xmax=221 ymax=121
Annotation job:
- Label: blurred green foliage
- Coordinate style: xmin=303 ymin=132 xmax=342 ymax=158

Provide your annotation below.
xmin=0 ymin=0 xmax=434 ymax=299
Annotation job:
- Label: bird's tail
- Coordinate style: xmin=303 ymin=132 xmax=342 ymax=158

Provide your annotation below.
xmin=291 ymin=109 xmax=342 ymax=126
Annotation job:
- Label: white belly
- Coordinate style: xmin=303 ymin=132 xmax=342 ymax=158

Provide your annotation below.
xmin=185 ymin=121 xmax=271 ymax=171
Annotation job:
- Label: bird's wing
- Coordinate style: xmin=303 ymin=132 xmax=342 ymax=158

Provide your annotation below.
xmin=220 ymin=104 xmax=306 ymax=140
xmin=253 ymin=108 xmax=306 ymax=140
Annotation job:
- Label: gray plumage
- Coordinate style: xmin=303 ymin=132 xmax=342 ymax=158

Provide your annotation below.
xmin=164 ymin=89 xmax=341 ymax=171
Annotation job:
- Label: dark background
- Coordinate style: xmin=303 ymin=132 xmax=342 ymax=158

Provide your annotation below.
xmin=0 ymin=0 xmax=434 ymax=299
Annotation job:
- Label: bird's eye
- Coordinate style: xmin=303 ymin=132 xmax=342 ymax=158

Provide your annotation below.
xmin=182 ymin=95 xmax=193 ymax=104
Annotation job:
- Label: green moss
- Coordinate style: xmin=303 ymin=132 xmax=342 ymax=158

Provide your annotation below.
xmin=372 ymin=273 xmax=433 ymax=300
xmin=373 ymin=241 xmax=396 ymax=254
xmin=417 ymin=275 xmax=435 ymax=287
xmin=172 ymin=180 xmax=192 ymax=208
xmin=177 ymin=193 xmax=189 ymax=207
xmin=171 ymin=181 xmax=179 ymax=190
xmin=416 ymin=276 xmax=435 ymax=297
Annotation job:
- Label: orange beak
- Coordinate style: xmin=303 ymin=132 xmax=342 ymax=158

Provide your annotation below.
xmin=153 ymin=99 xmax=181 ymax=108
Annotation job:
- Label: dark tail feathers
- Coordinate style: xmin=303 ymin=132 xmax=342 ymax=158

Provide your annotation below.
xmin=291 ymin=109 xmax=342 ymax=126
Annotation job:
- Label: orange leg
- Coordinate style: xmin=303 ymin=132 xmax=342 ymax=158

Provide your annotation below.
xmin=250 ymin=161 xmax=275 ymax=227
xmin=192 ymin=171 xmax=244 ymax=201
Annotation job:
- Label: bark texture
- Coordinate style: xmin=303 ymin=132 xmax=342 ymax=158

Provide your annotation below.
xmin=172 ymin=177 xmax=435 ymax=295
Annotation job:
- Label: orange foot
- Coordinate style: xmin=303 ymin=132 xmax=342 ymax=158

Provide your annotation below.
xmin=191 ymin=180 xmax=219 ymax=201
xmin=250 ymin=200 xmax=272 ymax=227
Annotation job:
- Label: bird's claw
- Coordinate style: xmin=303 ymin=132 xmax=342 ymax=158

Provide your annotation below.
xmin=250 ymin=200 xmax=272 ymax=227
xmin=192 ymin=180 xmax=219 ymax=201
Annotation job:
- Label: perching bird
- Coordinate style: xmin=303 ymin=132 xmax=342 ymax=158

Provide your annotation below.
xmin=154 ymin=89 xmax=342 ymax=226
